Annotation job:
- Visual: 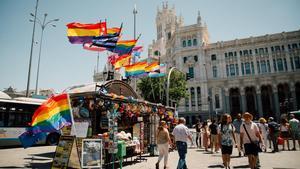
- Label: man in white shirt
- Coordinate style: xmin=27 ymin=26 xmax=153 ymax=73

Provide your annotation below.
xmin=172 ymin=117 xmax=192 ymax=169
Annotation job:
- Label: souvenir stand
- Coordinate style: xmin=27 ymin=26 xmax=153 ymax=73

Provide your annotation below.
xmin=58 ymin=80 xmax=175 ymax=169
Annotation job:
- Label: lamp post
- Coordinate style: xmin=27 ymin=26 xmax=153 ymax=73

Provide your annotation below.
xmin=26 ymin=0 xmax=39 ymax=97
xmin=30 ymin=13 xmax=59 ymax=95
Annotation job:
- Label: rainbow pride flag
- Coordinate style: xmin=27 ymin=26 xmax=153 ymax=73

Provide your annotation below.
xmin=19 ymin=93 xmax=73 ymax=148
xmin=125 ymin=61 xmax=148 ymax=77
xmin=113 ymin=54 xmax=132 ymax=70
xmin=67 ymin=22 xmax=107 ymax=44
xmin=111 ymin=39 xmax=137 ymax=55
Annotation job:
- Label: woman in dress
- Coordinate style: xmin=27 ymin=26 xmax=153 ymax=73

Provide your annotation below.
xmin=202 ymin=121 xmax=210 ymax=151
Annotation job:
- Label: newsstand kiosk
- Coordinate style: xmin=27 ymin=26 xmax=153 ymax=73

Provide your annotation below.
xmin=51 ymin=80 xmax=175 ymax=169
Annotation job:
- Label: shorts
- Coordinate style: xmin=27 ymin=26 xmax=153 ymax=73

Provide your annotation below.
xmin=291 ymin=131 xmax=300 ymax=140
xmin=221 ymin=145 xmax=233 ymax=155
xmin=281 ymin=131 xmax=290 ymax=138
xmin=244 ymin=143 xmax=259 ymax=156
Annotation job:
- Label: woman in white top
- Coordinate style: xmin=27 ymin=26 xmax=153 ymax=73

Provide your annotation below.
xmin=240 ymin=112 xmax=264 ymax=169
xmin=258 ymin=118 xmax=268 ymax=152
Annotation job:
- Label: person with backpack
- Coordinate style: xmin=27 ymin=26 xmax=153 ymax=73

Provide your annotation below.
xmin=268 ymin=117 xmax=280 ymax=153
xmin=209 ymin=119 xmax=219 ymax=153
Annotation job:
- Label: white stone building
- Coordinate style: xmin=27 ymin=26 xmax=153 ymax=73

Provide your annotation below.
xmin=149 ymin=3 xmax=300 ymax=125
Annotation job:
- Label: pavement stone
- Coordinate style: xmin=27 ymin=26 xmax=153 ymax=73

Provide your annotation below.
xmin=0 ymin=144 xmax=300 ymax=169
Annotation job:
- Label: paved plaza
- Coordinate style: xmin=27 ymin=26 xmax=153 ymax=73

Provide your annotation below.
xmin=0 ymin=144 xmax=300 ymax=169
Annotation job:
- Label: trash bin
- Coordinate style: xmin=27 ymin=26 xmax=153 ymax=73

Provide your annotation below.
xmin=117 ymin=140 xmax=126 ymax=158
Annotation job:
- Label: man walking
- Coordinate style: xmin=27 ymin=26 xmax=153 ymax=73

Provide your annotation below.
xmin=232 ymin=113 xmax=243 ymax=156
xmin=268 ymin=117 xmax=280 ymax=152
xmin=289 ymin=114 xmax=300 ymax=150
xmin=172 ymin=117 xmax=193 ymax=169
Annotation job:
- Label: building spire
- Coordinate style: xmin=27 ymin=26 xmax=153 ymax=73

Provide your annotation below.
xmin=197 ymin=10 xmax=202 ymax=25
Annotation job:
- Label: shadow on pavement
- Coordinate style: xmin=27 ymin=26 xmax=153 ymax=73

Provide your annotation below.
xmin=26 ymin=161 xmax=52 ymax=169
xmin=232 ymin=164 xmax=249 ymax=168
xmin=208 ymin=164 xmax=224 ymax=168
xmin=29 ymin=152 xmax=55 ymax=158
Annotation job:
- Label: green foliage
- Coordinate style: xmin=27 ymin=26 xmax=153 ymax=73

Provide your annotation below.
xmin=137 ymin=70 xmax=187 ymax=105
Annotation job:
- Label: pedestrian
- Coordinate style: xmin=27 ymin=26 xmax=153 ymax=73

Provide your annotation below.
xmin=258 ymin=117 xmax=268 ymax=152
xmin=232 ymin=113 xmax=243 ymax=156
xmin=268 ymin=117 xmax=280 ymax=153
xmin=279 ymin=118 xmax=290 ymax=151
xmin=218 ymin=114 xmax=236 ymax=169
xmin=202 ymin=121 xmax=210 ymax=151
xmin=156 ymin=121 xmax=171 ymax=169
xmin=240 ymin=112 xmax=264 ymax=169
xmin=209 ymin=119 xmax=219 ymax=153
xmin=289 ymin=114 xmax=300 ymax=150
xmin=194 ymin=119 xmax=202 ymax=148
xmin=172 ymin=117 xmax=193 ymax=169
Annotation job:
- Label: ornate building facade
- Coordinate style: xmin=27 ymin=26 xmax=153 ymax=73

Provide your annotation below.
xmin=149 ymin=3 xmax=300 ymax=125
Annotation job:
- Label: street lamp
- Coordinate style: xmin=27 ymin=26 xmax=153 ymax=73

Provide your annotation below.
xmin=30 ymin=13 xmax=59 ymax=95
xmin=26 ymin=0 xmax=39 ymax=97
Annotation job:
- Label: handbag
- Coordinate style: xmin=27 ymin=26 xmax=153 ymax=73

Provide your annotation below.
xmin=277 ymin=136 xmax=284 ymax=145
xmin=243 ymin=124 xmax=262 ymax=152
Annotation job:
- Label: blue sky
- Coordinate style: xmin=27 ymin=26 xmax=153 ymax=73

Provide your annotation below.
xmin=0 ymin=0 xmax=300 ymax=93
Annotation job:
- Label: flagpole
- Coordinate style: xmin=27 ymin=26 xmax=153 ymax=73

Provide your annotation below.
xmin=133 ymin=4 xmax=138 ymax=92
xmin=97 ymin=52 xmax=99 ymax=73
xmin=66 ymin=93 xmax=77 ymax=136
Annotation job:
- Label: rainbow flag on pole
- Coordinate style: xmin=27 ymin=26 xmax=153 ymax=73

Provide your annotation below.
xmin=19 ymin=93 xmax=73 ymax=148
xmin=125 ymin=61 xmax=148 ymax=77
xmin=67 ymin=22 xmax=107 ymax=44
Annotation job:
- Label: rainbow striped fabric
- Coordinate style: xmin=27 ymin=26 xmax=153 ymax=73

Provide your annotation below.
xmin=19 ymin=93 xmax=72 ymax=148
xmin=67 ymin=22 xmax=107 ymax=44
xmin=111 ymin=39 xmax=137 ymax=55
xmin=125 ymin=61 xmax=148 ymax=77
xmin=113 ymin=54 xmax=132 ymax=69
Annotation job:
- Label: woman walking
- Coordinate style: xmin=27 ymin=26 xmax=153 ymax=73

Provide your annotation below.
xmin=156 ymin=121 xmax=171 ymax=169
xmin=218 ymin=114 xmax=236 ymax=169
xmin=202 ymin=121 xmax=210 ymax=151
xmin=240 ymin=112 xmax=264 ymax=169
xmin=258 ymin=117 xmax=268 ymax=152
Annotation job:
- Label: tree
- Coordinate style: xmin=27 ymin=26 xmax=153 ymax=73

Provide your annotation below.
xmin=137 ymin=70 xmax=188 ymax=105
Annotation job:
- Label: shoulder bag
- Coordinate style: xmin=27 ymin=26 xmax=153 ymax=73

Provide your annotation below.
xmin=243 ymin=124 xmax=262 ymax=152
